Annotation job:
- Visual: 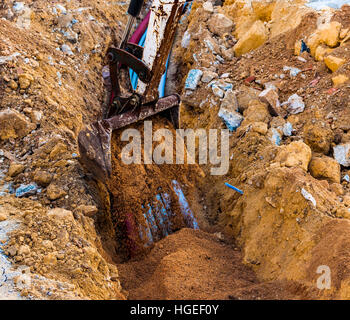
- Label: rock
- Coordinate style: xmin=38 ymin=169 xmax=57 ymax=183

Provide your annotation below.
xmin=18 ymin=74 xmax=34 ymax=89
xmin=201 ymin=70 xmax=218 ymax=83
xmin=49 ymin=142 xmax=68 ymax=160
xmin=210 ymin=79 xmax=233 ymax=91
xmin=221 ymin=90 xmax=239 ymax=110
xmin=110 ymin=273 xmax=119 ymax=281
xmin=334 ymin=143 xmax=350 ymax=167
xmin=18 ymin=245 xmax=30 ymax=256
xmin=0 ymin=109 xmax=36 ymax=140
xmin=208 ymin=14 xmax=234 ymax=37
xmin=43 ymin=253 xmax=57 ymax=265
xmin=282 ymin=94 xmax=305 ymax=115
xmin=33 ymin=170 xmax=53 ymax=186
xmin=234 ymin=20 xmax=268 ymax=56
xmin=315 ymin=45 xmax=333 ymax=61
xmin=15 ymin=183 xmax=38 ymax=198
xmin=332 ymin=74 xmax=349 ymax=87
xmin=251 ymin=122 xmax=268 ymax=135
xmin=212 ymin=85 xmax=224 ymax=98
xmin=324 ymin=55 xmax=346 ymax=72
xmin=318 ymin=21 xmax=341 ymax=47
xmin=243 ymin=100 xmax=271 ymax=124
xmin=74 ymin=205 xmax=98 ymax=217
xmin=30 ymin=110 xmax=42 ymax=124
xmin=340 ymin=28 xmax=349 ymax=39
xmin=294 ymin=40 xmax=302 ymax=56
xmin=7 ymin=246 xmax=17 ymax=257
xmin=204 ymin=36 xmax=220 ymax=55
xmin=9 ymin=80 xmax=18 ymax=90
xmin=258 ymin=88 xmax=286 ymax=117
xmin=275 ymin=141 xmax=312 ymax=171
xmin=47 ymin=208 xmax=74 ymax=221
xmin=330 ymin=183 xmax=344 ymax=196
xmin=303 ymin=124 xmax=333 ymax=154
xmin=185 ymin=69 xmax=203 ymax=90
xmin=0 ymin=212 xmax=7 ymax=222
xmin=218 ymin=107 xmax=243 ymax=131
xmin=309 ymin=155 xmax=341 ymax=184
xmin=42 ymin=240 xmax=54 ymax=249
xmin=47 ymin=184 xmax=67 ymax=200
xmin=57 ymin=13 xmax=73 ymax=28
xmin=336 ymin=207 xmax=350 ymax=219
xmin=218 ymin=91 xmax=243 ymax=131
xmin=221 ymin=47 xmax=235 ymax=60
xmin=8 ymin=162 xmax=24 ymax=177
xmin=236 ymin=86 xmax=260 ymax=112
xmin=307 ymin=22 xmax=342 ymax=56
xmin=203 ymin=1 xmax=214 ymax=13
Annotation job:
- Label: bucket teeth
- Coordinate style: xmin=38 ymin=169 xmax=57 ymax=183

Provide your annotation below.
xmin=78 ymin=121 xmax=112 ymax=182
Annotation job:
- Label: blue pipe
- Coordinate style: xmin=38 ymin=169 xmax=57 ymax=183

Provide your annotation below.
xmin=225 ymin=182 xmax=244 ymax=195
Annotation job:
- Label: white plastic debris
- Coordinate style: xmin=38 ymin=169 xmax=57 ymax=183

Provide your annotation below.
xmin=185 ymin=69 xmax=203 ymax=90
xmin=283 ymin=122 xmax=293 ymax=136
xmin=61 ymin=44 xmax=73 ymax=55
xmin=301 ymin=188 xmax=316 ymax=207
xmin=269 ymin=128 xmax=281 ymax=146
xmin=203 ymin=1 xmax=214 ymax=12
xmin=333 ymin=143 xmax=350 ymax=167
xmin=282 ymin=94 xmax=305 ymax=114
xmin=13 ymin=2 xmax=25 ymax=12
xmin=306 ymin=0 xmax=350 ymax=10
xmin=102 ymin=66 xmax=110 ymax=79
xmin=283 ymin=66 xmax=302 ymax=77
xmin=181 ymin=30 xmax=191 ymax=48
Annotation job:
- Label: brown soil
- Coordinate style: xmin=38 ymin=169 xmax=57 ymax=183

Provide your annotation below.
xmin=106 ymin=116 xmax=206 ymax=260
xmin=1 ymin=0 xmax=350 ymax=301
xmin=117 ymin=228 xmax=316 ymax=300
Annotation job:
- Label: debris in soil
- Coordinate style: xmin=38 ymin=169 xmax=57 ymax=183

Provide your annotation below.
xmin=1 ymin=0 xmax=350 ymax=301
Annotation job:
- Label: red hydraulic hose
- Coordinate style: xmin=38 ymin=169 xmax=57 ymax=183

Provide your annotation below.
xmin=129 ymin=11 xmax=150 ymax=44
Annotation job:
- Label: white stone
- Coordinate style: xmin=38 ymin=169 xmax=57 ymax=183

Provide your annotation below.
xmin=334 ymin=143 xmax=350 ymax=167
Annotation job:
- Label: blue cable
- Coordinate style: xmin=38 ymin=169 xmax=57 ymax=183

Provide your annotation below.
xmin=225 ymin=182 xmax=244 ymax=195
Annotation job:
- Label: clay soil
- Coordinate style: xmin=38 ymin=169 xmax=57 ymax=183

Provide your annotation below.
xmin=1 ymin=0 xmax=350 ymax=300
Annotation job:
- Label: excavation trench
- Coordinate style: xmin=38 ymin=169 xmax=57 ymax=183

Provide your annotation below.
xmin=92 ymin=115 xmax=207 ymax=262
xmin=86 ymin=113 xmax=311 ymax=299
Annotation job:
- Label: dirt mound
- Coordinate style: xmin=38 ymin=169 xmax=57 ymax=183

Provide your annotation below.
xmin=117 ymin=228 xmax=315 ymax=300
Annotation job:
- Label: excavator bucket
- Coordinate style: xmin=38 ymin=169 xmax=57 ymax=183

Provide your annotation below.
xmin=78 ymin=94 xmax=180 ymax=181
